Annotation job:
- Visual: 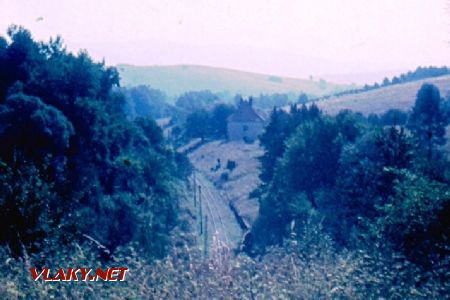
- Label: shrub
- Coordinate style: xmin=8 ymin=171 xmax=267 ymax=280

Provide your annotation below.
xmin=226 ymin=160 xmax=237 ymax=172
xmin=220 ymin=172 xmax=229 ymax=182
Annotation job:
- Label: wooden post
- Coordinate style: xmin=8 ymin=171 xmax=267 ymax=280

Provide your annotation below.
xmin=199 ymin=185 xmax=203 ymax=235
xmin=204 ymin=215 xmax=208 ymax=257
xmin=193 ymin=171 xmax=197 ymax=208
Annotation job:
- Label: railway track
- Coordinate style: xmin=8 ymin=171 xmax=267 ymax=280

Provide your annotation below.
xmin=195 ymin=172 xmax=241 ymax=249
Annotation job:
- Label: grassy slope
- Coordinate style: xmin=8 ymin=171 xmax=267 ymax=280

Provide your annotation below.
xmin=188 ymin=141 xmax=263 ymax=228
xmin=317 ymin=75 xmax=450 ymax=115
xmin=117 ymin=64 xmax=352 ymax=99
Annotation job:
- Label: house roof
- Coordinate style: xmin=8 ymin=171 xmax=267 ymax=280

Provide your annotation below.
xmin=228 ymin=99 xmax=265 ymax=122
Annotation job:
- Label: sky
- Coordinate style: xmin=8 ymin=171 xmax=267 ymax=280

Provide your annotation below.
xmin=1 ymin=0 xmax=449 ymax=84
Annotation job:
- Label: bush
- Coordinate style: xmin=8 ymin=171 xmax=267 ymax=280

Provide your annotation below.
xmin=226 ymin=160 xmax=237 ymax=171
xmin=220 ymin=172 xmax=229 ymax=182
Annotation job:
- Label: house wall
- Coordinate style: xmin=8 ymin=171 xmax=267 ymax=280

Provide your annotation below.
xmin=227 ymin=121 xmax=264 ymax=142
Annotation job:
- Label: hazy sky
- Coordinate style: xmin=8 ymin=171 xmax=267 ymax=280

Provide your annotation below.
xmin=1 ymin=0 xmax=449 ymax=83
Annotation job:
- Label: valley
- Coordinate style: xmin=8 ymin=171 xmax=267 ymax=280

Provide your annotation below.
xmin=187 ymin=140 xmax=262 ymax=251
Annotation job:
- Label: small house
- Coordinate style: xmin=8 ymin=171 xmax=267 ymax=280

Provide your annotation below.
xmin=227 ymin=98 xmax=265 ymax=142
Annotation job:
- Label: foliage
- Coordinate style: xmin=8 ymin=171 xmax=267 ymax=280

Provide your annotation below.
xmin=318 ymin=65 xmax=450 ymax=101
xmin=0 ymin=158 xmax=60 ymax=255
xmin=280 ymin=118 xmax=346 ymax=205
xmin=373 ymin=170 xmax=450 ymax=266
xmin=408 ymin=83 xmax=447 ymax=160
xmin=184 ymin=103 xmax=235 ymax=140
xmin=1 ymin=25 xmax=449 ymax=298
xmin=185 ymin=109 xmax=211 ymax=141
xmin=386 ymin=66 xmax=450 ymax=85
xmin=368 ymin=109 xmax=409 ymax=126
xmin=381 ymin=108 xmax=408 ymax=126
xmin=257 ymin=103 xmax=322 ymax=185
xmin=252 ymin=93 xmax=289 ymax=109
xmin=122 ymin=85 xmax=171 ymax=119
xmin=257 ymin=107 xmax=292 ymax=184
xmin=1 ymin=221 xmax=448 ymax=299
xmin=250 ymin=109 xmax=362 ymax=251
xmin=248 ymin=84 xmax=450 ymax=273
xmin=175 ymin=90 xmax=219 ymax=113
xmin=334 ymin=127 xmax=415 ymax=243
xmin=0 ymin=26 xmax=185 ymax=259
xmin=296 ymin=92 xmax=309 ymax=104
xmin=0 ymin=93 xmax=74 ymax=161
xmin=226 ymin=160 xmax=237 ymax=171
xmin=210 ymin=103 xmax=235 ymax=138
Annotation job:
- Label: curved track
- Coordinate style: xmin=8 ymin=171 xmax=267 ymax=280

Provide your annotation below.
xmin=195 ymin=172 xmax=241 ymax=249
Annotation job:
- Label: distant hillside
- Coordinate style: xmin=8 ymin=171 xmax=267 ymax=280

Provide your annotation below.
xmin=319 ymin=66 xmax=450 ymax=100
xmin=317 ymin=75 xmax=450 ymax=115
xmin=117 ymin=64 xmax=353 ymax=101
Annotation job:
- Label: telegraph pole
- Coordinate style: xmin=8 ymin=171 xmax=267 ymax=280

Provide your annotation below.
xmin=199 ymin=185 xmax=203 ymax=235
xmin=193 ymin=171 xmax=197 ymax=207
xmin=204 ymin=215 xmax=208 ymax=257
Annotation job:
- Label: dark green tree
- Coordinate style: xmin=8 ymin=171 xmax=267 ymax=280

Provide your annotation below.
xmin=373 ymin=170 xmax=450 ymax=266
xmin=381 ymin=109 xmax=408 ymax=126
xmin=249 ymin=112 xmax=360 ymax=253
xmin=280 ymin=118 xmax=345 ymax=208
xmin=184 ymin=109 xmax=211 ymax=140
xmin=297 ymin=93 xmax=308 ymax=104
xmin=123 ymin=85 xmax=169 ymax=119
xmin=335 ymin=127 xmax=415 ymax=243
xmin=408 ymin=84 xmax=447 ymax=160
xmin=210 ymin=103 xmax=235 ymax=138
xmin=258 ymin=108 xmax=291 ymax=183
xmin=0 ymin=93 xmax=74 ymax=162
xmin=175 ymin=90 xmax=218 ymax=112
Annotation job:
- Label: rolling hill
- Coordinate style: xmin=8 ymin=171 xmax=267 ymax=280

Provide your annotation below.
xmin=317 ymin=75 xmax=450 ymax=115
xmin=117 ymin=64 xmax=353 ymax=100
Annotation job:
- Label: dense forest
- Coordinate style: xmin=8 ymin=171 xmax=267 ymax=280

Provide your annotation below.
xmin=249 ymin=84 xmax=450 ymax=253
xmin=0 ymin=26 xmax=191 ymax=262
xmin=1 ymin=26 xmax=449 ymax=299
xmin=245 ymin=83 xmax=450 ymax=282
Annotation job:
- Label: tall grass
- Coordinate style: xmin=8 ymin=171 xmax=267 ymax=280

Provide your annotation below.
xmin=1 ymin=222 xmax=447 ymax=299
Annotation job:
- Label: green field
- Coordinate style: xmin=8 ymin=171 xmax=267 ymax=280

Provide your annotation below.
xmin=117 ymin=64 xmax=353 ymax=100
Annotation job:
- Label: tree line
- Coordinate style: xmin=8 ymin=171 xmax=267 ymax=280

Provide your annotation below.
xmin=317 ymin=66 xmax=450 ymax=101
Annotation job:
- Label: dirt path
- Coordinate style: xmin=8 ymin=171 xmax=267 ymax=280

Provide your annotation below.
xmin=194 ymin=171 xmax=242 ymax=250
